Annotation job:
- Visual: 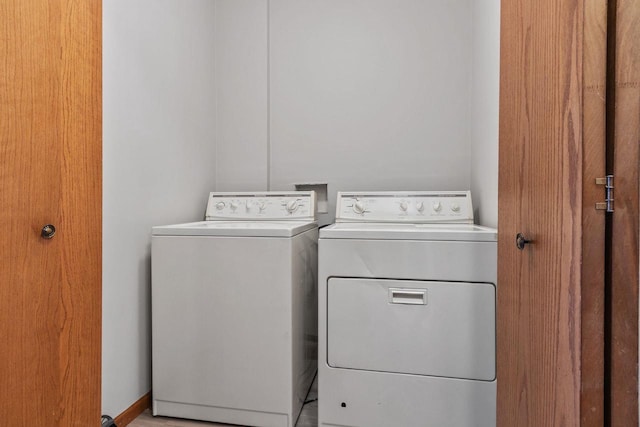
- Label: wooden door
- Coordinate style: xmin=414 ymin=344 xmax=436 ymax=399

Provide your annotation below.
xmin=610 ymin=0 xmax=639 ymax=423
xmin=581 ymin=0 xmax=609 ymax=424
xmin=497 ymin=0 xmax=607 ymax=424
xmin=0 ymin=1 xmax=101 ymax=425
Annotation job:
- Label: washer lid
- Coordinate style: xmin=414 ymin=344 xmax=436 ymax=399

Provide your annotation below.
xmin=319 ymin=223 xmax=497 ymax=242
xmin=152 ymin=220 xmax=317 ymax=238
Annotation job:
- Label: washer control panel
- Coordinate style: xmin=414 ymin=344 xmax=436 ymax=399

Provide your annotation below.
xmin=205 ymin=191 xmax=316 ymax=221
xmin=335 ymin=191 xmax=473 ymax=223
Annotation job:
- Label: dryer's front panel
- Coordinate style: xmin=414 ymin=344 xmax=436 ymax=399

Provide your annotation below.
xmin=327 ymin=278 xmax=495 ymax=381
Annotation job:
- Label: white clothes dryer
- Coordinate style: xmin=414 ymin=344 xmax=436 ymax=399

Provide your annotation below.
xmin=152 ymin=192 xmax=318 ymax=427
xmin=318 ymin=191 xmax=497 ymax=427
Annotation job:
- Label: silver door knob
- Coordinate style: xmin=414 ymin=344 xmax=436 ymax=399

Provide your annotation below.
xmin=41 ymin=224 xmax=56 ymax=239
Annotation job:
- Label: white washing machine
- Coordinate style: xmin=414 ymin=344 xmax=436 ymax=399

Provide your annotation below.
xmin=318 ymin=191 xmax=497 ymax=427
xmin=151 ymin=191 xmax=318 ymax=427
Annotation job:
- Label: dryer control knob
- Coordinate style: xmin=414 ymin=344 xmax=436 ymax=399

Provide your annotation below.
xmin=215 ymin=202 xmax=225 ymax=210
xmin=286 ymin=200 xmax=299 ymax=213
xmin=258 ymin=202 xmax=266 ymax=212
xmin=399 ymin=201 xmax=408 ymax=212
xmin=432 ymin=201 xmax=442 ymax=212
xmin=230 ymin=201 xmax=239 ymax=211
xmin=353 ymin=200 xmax=366 ymax=215
xmin=245 ymin=201 xmax=253 ymax=211
xmin=451 ymin=203 xmax=461 ymax=213
xmin=416 ymin=202 xmax=425 ymax=213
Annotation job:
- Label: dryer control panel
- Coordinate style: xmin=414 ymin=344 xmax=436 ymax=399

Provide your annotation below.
xmin=205 ymin=191 xmax=316 ymax=221
xmin=335 ymin=191 xmax=473 ymax=223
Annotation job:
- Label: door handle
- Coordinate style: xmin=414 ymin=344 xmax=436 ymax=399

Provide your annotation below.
xmin=516 ymin=233 xmax=531 ymax=250
xmin=388 ymin=288 xmax=427 ymax=305
xmin=41 ymin=224 xmax=56 ymax=239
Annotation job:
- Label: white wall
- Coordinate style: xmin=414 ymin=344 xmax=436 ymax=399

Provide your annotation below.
xmin=214 ymin=0 xmax=501 ymax=226
xmin=269 ymin=0 xmax=472 ymax=224
xmin=470 ymin=0 xmax=500 ymax=227
xmin=102 ymin=0 xmax=217 ymax=416
xmin=215 ymin=0 xmax=269 ymax=191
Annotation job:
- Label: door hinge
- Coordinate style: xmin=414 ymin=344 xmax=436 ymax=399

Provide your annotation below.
xmin=595 ymin=175 xmax=614 ymax=212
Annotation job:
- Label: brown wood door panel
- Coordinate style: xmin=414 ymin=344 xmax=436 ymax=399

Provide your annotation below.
xmin=0 ymin=1 xmax=101 ymax=425
xmin=497 ymin=0 xmax=587 ymax=424
xmin=610 ymin=0 xmax=640 ymax=423
xmin=1 ymin=2 xmax=64 ymax=424
xmin=581 ymin=0 xmax=608 ymax=424
xmin=58 ymin=1 xmax=102 ymax=424
xmin=499 ymin=0 xmax=640 ymax=424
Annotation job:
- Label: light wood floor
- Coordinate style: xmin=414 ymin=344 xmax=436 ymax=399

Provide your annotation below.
xmin=129 ymin=411 xmax=230 ymax=427
xmin=129 ymin=379 xmax=318 ymax=427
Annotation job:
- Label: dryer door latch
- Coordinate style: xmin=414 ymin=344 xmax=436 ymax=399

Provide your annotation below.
xmin=595 ymin=175 xmax=614 ymax=212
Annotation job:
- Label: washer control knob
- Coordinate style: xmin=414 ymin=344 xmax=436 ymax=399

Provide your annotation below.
xmin=230 ymin=201 xmax=239 ymax=211
xmin=399 ymin=201 xmax=408 ymax=212
xmin=286 ymin=200 xmax=299 ymax=213
xmin=451 ymin=202 xmax=461 ymax=213
xmin=245 ymin=200 xmax=253 ymax=211
xmin=258 ymin=202 xmax=266 ymax=212
xmin=353 ymin=200 xmax=366 ymax=215
xmin=432 ymin=201 xmax=442 ymax=212
xmin=416 ymin=202 xmax=425 ymax=213
xmin=215 ymin=202 xmax=225 ymax=210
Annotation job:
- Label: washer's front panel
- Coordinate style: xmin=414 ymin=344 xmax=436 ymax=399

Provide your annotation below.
xmin=327 ymin=278 xmax=495 ymax=381
xmin=152 ymin=235 xmax=294 ymax=426
xmin=152 ymin=190 xmax=319 ymax=427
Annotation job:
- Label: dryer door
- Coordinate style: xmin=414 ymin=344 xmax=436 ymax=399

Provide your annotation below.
xmin=327 ymin=278 xmax=495 ymax=381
